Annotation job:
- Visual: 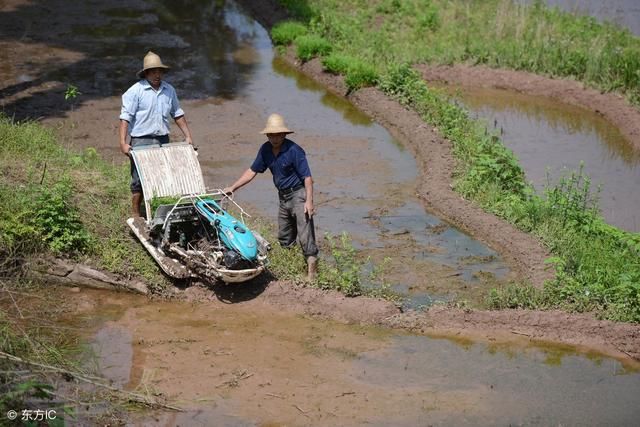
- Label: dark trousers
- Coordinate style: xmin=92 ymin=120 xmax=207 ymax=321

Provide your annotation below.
xmin=278 ymin=187 xmax=318 ymax=257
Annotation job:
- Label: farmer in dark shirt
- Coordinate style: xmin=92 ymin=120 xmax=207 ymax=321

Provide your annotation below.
xmin=223 ymin=114 xmax=318 ymax=280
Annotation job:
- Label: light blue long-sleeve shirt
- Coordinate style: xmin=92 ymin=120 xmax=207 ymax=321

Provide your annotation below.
xmin=119 ymin=79 xmax=185 ymax=137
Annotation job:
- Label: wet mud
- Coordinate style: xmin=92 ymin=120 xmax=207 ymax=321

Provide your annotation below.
xmin=72 ymin=288 xmax=640 ymax=426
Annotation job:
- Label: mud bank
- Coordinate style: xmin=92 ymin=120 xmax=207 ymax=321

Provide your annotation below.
xmin=179 ymin=282 xmax=640 ymax=363
xmin=418 ymin=64 xmax=640 ymax=151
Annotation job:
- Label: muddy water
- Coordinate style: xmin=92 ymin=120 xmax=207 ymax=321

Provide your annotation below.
xmin=442 ymin=85 xmax=640 ymax=232
xmin=522 ymin=0 xmax=640 ymax=36
xmin=192 ymin=1 xmax=515 ymax=305
xmin=77 ymin=289 xmax=640 ymax=426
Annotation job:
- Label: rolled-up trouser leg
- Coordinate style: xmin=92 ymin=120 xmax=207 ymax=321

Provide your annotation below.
xmin=277 ymin=188 xmax=318 ymax=257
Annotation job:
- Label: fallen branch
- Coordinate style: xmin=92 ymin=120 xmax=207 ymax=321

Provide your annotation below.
xmin=0 ymin=351 xmax=183 ymax=411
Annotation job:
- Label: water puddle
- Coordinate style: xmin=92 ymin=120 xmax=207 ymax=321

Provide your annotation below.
xmin=76 ymin=289 xmax=640 ymax=426
xmin=440 ymin=84 xmax=640 ymax=232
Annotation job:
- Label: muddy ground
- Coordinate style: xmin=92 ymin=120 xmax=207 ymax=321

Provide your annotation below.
xmin=1 ymin=0 xmax=639 ymax=372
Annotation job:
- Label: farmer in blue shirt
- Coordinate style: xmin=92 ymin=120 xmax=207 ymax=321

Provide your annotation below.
xmin=224 ymin=114 xmax=318 ymax=281
xmin=118 ymin=51 xmax=194 ymax=217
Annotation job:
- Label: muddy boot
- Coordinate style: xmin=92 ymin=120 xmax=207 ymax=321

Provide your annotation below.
xmin=132 ymin=192 xmax=143 ymax=217
xmin=306 ymin=256 xmax=318 ymax=282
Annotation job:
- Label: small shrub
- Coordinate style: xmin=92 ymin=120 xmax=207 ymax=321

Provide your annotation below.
xmin=316 ymin=233 xmax=363 ymax=296
xmin=35 ymin=180 xmax=90 ymax=254
xmin=322 ymin=53 xmax=351 ymax=74
xmin=271 ymin=21 xmax=308 ymax=45
xmin=322 ymin=54 xmax=379 ymax=91
xmin=416 ymin=5 xmax=440 ymax=31
xmin=295 ymin=35 xmax=332 ymax=62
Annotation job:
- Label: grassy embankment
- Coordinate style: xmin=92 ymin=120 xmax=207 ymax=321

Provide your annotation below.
xmin=273 ymin=0 xmax=640 ymax=322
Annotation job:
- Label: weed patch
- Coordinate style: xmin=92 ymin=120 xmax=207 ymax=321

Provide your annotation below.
xmin=0 ymin=115 xmax=167 ymax=287
xmin=295 ymin=34 xmax=332 ymax=62
xmin=271 ymin=21 xmax=308 ymax=45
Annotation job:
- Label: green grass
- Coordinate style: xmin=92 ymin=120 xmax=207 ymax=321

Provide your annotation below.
xmin=251 ymin=219 xmax=399 ymax=300
xmin=274 ymin=1 xmax=640 ymax=322
xmin=295 ymin=34 xmax=332 ymax=62
xmin=0 ymin=115 xmax=168 ymax=288
xmin=322 ymin=53 xmax=379 ymax=91
xmin=271 ymin=20 xmax=308 ymax=45
xmin=277 ymin=0 xmax=640 ymax=103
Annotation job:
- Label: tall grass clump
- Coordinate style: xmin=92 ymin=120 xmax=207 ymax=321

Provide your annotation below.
xmin=295 ymin=34 xmax=332 ymax=61
xmin=271 ymin=21 xmax=308 ymax=45
xmin=322 ymin=53 xmax=379 ymax=91
xmin=275 ymin=2 xmax=640 ymax=321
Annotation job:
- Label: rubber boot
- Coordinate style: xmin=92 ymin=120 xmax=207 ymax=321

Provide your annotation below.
xmin=306 ymin=256 xmax=318 ymax=282
xmin=132 ymin=192 xmax=143 ymax=217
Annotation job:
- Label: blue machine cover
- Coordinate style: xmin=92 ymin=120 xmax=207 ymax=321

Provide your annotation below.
xmin=195 ymin=200 xmax=258 ymax=261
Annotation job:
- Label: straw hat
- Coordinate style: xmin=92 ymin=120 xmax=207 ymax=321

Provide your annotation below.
xmin=260 ymin=113 xmax=294 ymax=134
xmin=137 ymin=51 xmax=170 ymax=79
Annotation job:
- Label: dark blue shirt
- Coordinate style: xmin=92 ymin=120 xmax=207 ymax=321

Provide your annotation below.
xmin=250 ymin=139 xmax=311 ymax=190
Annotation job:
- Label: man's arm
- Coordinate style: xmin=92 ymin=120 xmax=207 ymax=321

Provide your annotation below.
xmin=223 ymin=169 xmax=257 ymax=195
xmin=174 ymin=115 xmax=193 ymax=145
xmin=119 ymin=119 xmax=130 ymax=155
xmin=303 ymin=175 xmax=314 ymax=218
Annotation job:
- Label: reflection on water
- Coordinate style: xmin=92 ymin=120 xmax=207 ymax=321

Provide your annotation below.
xmin=271 ymin=57 xmax=374 ymax=127
xmin=66 ymin=0 xmax=265 ymax=99
xmin=355 ymin=335 xmax=640 ymax=426
xmin=444 ymin=84 xmax=640 ymax=232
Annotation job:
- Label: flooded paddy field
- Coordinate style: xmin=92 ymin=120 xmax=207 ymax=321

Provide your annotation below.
xmin=2 ymin=0 xmax=640 ymax=424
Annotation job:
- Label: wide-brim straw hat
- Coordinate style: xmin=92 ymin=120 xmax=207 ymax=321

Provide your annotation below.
xmin=260 ymin=113 xmax=294 ymax=134
xmin=137 ymin=51 xmax=170 ymax=79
